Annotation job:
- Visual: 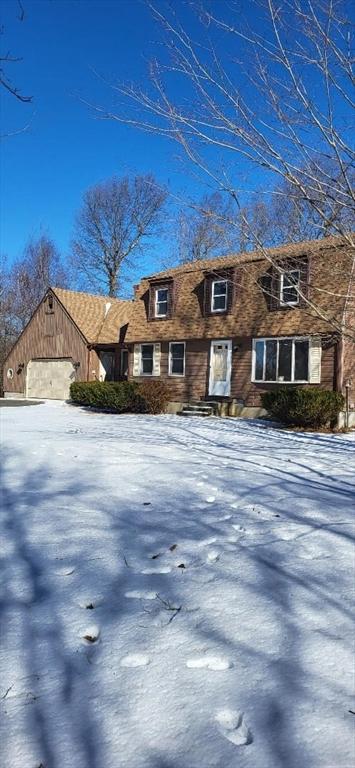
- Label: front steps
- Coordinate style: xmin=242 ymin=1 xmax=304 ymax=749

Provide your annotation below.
xmin=178 ymin=401 xmax=218 ymax=418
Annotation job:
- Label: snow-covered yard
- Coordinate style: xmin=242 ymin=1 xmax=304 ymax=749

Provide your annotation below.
xmin=1 ymin=402 xmax=354 ymax=768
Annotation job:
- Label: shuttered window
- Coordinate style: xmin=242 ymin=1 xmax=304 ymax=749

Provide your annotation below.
xmin=133 ymin=344 xmax=161 ymax=377
xmin=252 ymin=337 xmax=321 ymax=383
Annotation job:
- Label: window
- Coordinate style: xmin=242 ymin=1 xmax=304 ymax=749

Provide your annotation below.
xmin=169 ymin=342 xmax=185 ymax=376
xmin=141 ymin=344 xmax=154 ymax=375
xmin=155 ymin=287 xmax=169 ymax=317
xmin=280 ymin=270 xmax=300 ymax=306
xmin=211 ymin=280 xmax=227 ymax=312
xmin=252 ymin=337 xmax=310 ymax=383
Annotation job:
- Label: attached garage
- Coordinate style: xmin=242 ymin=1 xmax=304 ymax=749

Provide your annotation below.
xmin=26 ymin=359 xmax=76 ymax=400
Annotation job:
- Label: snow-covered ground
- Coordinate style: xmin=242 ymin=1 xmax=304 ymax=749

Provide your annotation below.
xmin=1 ymin=402 xmax=354 ymax=768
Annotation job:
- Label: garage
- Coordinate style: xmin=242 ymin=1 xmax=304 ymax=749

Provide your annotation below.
xmin=26 ymin=359 xmax=76 ymax=400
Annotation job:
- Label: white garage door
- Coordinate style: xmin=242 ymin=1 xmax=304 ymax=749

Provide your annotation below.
xmin=26 ymin=359 xmax=76 ymax=400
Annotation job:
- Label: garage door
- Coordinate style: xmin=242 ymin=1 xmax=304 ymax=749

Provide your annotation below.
xmin=26 ymin=359 xmax=76 ymax=400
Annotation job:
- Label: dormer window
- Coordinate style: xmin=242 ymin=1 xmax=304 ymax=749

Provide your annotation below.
xmin=211 ymin=280 xmax=228 ymax=313
xmin=155 ymin=287 xmax=169 ymax=317
xmin=280 ymin=270 xmax=300 ymax=306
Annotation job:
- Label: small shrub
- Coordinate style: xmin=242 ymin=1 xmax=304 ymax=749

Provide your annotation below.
xmin=70 ymin=381 xmax=138 ymax=412
xmin=70 ymin=379 xmax=170 ymax=414
xmin=261 ymin=387 xmax=344 ymax=428
xmin=135 ymin=379 xmax=170 ymax=414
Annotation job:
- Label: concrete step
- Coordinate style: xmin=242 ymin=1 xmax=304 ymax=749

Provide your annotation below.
xmin=178 ymin=409 xmax=212 ymax=417
xmin=184 ymin=404 xmax=212 ymax=412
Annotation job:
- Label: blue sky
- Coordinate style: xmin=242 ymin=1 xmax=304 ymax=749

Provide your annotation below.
xmin=1 ymin=0 xmax=206 ymax=275
xmin=2 ymin=0 xmax=352 ymax=285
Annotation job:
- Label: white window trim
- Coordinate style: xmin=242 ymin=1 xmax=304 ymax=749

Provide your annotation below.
xmin=252 ymin=336 xmax=311 ymax=384
xmin=279 ymin=270 xmax=300 ymax=306
xmin=168 ymin=341 xmax=186 ymax=377
xmin=211 ymin=279 xmax=228 ymax=313
xmin=140 ymin=343 xmax=155 ymax=376
xmin=155 ymin=286 xmax=169 ymax=318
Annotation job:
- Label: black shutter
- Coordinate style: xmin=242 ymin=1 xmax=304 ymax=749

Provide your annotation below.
xmin=148 ymin=285 xmax=155 ymax=319
xmin=226 ymin=268 xmax=235 ymax=313
xmin=270 ymin=267 xmax=280 ymax=311
xmin=204 ymin=276 xmax=212 ymax=316
xmin=298 ymin=257 xmax=309 ymax=307
xmin=166 ymin=283 xmax=173 ymax=319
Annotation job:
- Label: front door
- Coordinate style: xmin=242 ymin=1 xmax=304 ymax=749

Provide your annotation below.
xmin=99 ymin=351 xmax=115 ymax=381
xmin=208 ymin=340 xmax=232 ymax=397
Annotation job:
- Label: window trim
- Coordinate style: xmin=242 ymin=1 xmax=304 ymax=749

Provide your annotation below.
xmin=155 ymin=286 xmax=169 ymax=318
xmin=279 ymin=269 xmax=300 ymax=307
xmin=168 ymin=341 xmax=186 ymax=377
xmin=211 ymin=279 xmax=228 ymax=313
xmin=140 ymin=343 xmax=155 ymax=376
xmin=252 ymin=336 xmax=310 ymax=384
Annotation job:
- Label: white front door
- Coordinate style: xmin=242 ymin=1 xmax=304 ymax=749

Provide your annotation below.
xmin=208 ymin=340 xmax=232 ymax=397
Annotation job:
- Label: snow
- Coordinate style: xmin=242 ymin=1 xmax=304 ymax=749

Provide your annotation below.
xmin=1 ymin=401 xmax=354 ymax=768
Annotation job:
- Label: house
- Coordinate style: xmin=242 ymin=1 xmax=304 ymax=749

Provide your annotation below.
xmin=124 ymin=235 xmax=355 ymax=417
xmin=3 ymin=287 xmax=132 ymax=400
xmin=3 ymin=235 xmax=354 ymax=419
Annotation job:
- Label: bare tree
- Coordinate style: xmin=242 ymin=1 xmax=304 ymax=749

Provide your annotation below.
xmin=174 ymin=192 xmax=239 ymax=264
xmin=96 ymin=0 xmax=354 ymax=334
xmin=71 ymin=174 xmax=167 ymax=297
xmin=8 ymin=235 xmax=67 ymax=330
xmin=1 ymin=0 xmax=32 ymax=138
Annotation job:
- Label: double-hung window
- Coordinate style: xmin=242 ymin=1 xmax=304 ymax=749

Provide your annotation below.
xmin=211 ymin=280 xmax=228 ymax=312
xmin=280 ymin=270 xmax=300 ymax=306
xmin=253 ymin=337 xmax=310 ymax=383
xmin=155 ymin=287 xmax=169 ymax=317
xmin=141 ymin=344 xmax=154 ymax=375
xmin=169 ymin=342 xmax=185 ymax=376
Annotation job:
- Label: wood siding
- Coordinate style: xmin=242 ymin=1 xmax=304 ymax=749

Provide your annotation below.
xmin=3 ymin=293 xmax=89 ymax=395
xmin=129 ymin=338 xmax=337 ymax=406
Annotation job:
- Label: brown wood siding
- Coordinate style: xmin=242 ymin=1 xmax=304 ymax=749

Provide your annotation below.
xmin=128 ymin=338 xmax=336 ymax=406
xmin=3 ymin=293 xmax=89 ymax=395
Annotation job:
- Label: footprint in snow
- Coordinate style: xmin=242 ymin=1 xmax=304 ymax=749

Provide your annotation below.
xmin=187 ymin=656 xmax=232 ymax=671
xmin=215 ymin=709 xmax=252 ymax=746
xmin=120 ymin=653 xmax=150 ymax=668
xmin=198 ymin=537 xmax=218 ymax=547
xmin=54 ymin=565 xmax=76 ymax=576
xmin=125 ymin=590 xmax=157 ymax=600
xmin=206 ymin=549 xmax=221 ymax=563
xmin=81 ymin=624 xmax=100 ymax=644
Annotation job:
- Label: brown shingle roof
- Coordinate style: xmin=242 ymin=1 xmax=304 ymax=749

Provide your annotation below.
xmin=52 ymin=288 xmax=133 ymax=344
xmin=144 ymin=234 xmax=351 ymax=280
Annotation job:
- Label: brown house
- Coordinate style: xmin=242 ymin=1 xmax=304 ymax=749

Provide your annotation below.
xmin=125 ymin=235 xmax=355 ymax=417
xmin=3 ymin=288 xmax=132 ymax=399
xmin=3 ymin=235 xmax=354 ymax=419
